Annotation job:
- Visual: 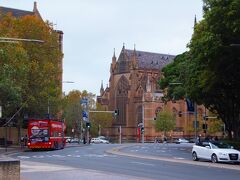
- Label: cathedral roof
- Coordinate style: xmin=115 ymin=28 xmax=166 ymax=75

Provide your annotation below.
xmin=0 ymin=6 xmax=35 ymax=18
xmin=125 ymin=49 xmax=175 ymax=70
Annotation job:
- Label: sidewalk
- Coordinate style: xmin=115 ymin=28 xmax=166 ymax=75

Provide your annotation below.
xmin=0 ymin=145 xmax=25 ymax=158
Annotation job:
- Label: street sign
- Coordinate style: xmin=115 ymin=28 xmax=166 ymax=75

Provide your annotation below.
xmin=82 ymin=111 xmax=89 ymax=122
xmin=83 ymin=117 xmax=89 ymax=122
xmin=82 ymin=111 xmax=88 ymax=118
xmin=80 ymin=98 xmax=88 ymax=105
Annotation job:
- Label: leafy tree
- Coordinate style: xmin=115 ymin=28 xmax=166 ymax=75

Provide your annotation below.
xmin=159 ymin=52 xmax=189 ymax=101
xmin=16 ymin=15 xmax=62 ymax=118
xmin=160 ymin=0 xmax=240 ymax=140
xmin=188 ymin=0 xmax=240 ymax=139
xmin=90 ymin=103 xmax=113 ymax=137
xmin=154 ymin=110 xmax=175 ymax=136
xmin=0 ymin=15 xmax=30 ymax=118
xmin=62 ymin=90 xmax=82 ymax=136
xmin=0 ymin=13 xmax=63 ymax=120
xmin=62 ymin=90 xmax=97 ymax=137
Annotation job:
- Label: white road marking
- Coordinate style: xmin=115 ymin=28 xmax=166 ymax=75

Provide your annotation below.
xmin=17 ymin=156 xmax=30 ymax=159
xmin=32 ymin=155 xmax=44 ymax=158
xmin=173 ymin=157 xmax=185 ymax=160
xmin=130 ymin=161 xmax=155 ymax=166
xmin=52 ymin=154 xmax=65 ymax=158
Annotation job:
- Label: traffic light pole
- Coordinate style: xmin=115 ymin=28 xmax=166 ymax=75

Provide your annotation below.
xmin=194 ymin=102 xmax=197 ymax=140
xmin=119 ymin=125 xmax=122 ymax=144
xmin=142 ymin=94 xmax=145 ymax=144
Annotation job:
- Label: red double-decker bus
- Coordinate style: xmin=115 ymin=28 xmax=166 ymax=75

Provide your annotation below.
xmin=27 ymin=119 xmax=66 ymax=150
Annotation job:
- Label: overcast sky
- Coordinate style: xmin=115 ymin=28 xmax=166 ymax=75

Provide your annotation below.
xmin=1 ymin=0 xmax=203 ymax=96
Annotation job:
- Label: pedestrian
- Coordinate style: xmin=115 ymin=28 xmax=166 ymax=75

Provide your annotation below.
xmin=214 ymin=136 xmax=218 ymax=141
xmin=197 ymin=134 xmax=202 ymax=145
xmin=24 ymin=135 xmax=28 ymax=146
xmin=88 ymin=136 xmax=91 ymax=144
xmin=163 ymin=136 xmax=167 ymax=144
xmin=21 ymin=136 xmax=24 ymax=148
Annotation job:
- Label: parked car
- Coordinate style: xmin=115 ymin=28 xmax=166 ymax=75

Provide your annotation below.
xmin=98 ymin=136 xmax=110 ymax=141
xmin=97 ymin=136 xmax=107 ymax=140
xmin=70 ymin=138 xmax=81 ymax=143
xmin=65 ymin=137 xmax=72 ymax=143
xmin=91 ymin=138 xmax=102 ymax=144
xmin=91 ymin=137 xmax=110 ymax=144
xmin=99 ymin=138 xmax=109 ymax=144
xmin=192 ymin=141 xmax=240 ymax=164
xmin=173 ymin=138 xmax=189 ymax=144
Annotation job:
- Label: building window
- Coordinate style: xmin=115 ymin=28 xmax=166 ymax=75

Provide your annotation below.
xmin=115 ymin=76 xmax=129 ymax=125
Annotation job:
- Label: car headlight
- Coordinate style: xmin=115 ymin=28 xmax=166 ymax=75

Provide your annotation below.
xmin=218 ymin=152 xmax=227 ymax=156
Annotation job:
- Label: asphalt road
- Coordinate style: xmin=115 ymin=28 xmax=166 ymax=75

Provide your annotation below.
xmin=8 ymin=143 xmax=240 ymax=180
xmin=119 ymin=143 xmax=193 ymax=160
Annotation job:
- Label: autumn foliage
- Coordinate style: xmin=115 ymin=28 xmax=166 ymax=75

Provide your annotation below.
xmin=0 ymin=12 xmax=62 ymax=119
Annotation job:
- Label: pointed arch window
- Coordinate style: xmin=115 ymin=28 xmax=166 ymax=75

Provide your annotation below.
xmin=115 ymin=76 xmax=129 ymax=125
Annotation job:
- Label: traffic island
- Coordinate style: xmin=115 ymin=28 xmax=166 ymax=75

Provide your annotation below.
xmin=0 ymin=158 xmax=20 ymax=180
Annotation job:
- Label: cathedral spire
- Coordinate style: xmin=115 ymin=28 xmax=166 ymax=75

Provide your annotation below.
xmin=194 ymin=15 xmax=197 ymax=28
xmin=112 ymin=48 xmax=116 ymax=62
xmin=33 ymin=1 xmax=37 ymax=12
xmin=122 ymin=43 xmax=125 ymax=53
xmin=100 ymin=80 xmax=104 ymax=95
xmin=113 ymin=48 xmax=116 ymax=58
xmin=131 ymin=44 xmax=138 ymax=69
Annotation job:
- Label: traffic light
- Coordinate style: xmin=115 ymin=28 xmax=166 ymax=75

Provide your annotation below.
xmin=114 ymin=109 xmax=119 ymax=116
xmin=141 ymin=126 xmax=144 ymax=134
xmin=202 ymin=124 xmax=208 ymax=130
xmin=86 ymin=122 xmax=91 ymax=129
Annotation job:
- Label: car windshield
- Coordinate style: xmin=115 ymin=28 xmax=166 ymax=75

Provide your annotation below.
xmin=211 ymin=142 xmax=231 ymax=149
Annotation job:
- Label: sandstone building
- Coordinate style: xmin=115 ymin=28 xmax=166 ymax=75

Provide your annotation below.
xmin=97 ymin=45 xmax=208 ymax=142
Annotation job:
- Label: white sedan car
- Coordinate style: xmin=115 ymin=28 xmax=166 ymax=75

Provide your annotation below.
xmin=192 ymin=141 xmax=240 ymax=164
xmin=174 ymin=138 xmax=189 ymax=144
xmin=91 ymin=138 xmax=109 ymax=144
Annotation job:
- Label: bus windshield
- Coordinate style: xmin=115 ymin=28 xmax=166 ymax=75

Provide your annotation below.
xmin=29 ymin=121 xmax=49 ymax=142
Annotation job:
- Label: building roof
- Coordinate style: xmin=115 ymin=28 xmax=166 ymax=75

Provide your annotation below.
xmin=0 ymin=6 xmax=34 ymax=18
xmin=125 ymin=49 xmax=175 ymax=70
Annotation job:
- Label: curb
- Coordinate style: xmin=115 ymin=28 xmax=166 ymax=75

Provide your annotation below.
xmin=106 ymin=144 xmax=240 ymax=171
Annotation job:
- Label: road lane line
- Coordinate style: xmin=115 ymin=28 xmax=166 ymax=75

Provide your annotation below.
xmin=130 ymin=161 xmax=155 ymax=166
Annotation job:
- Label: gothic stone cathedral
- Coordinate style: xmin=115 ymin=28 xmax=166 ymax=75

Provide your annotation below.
xmin=97 ymin=45 xmax=206 ymax=142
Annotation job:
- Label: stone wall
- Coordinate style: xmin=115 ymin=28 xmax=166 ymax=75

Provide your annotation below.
xmin=0 ymin=159 xmax=20 ymax=180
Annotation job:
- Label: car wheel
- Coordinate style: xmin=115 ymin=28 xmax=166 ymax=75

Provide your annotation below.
xmin=192 ymin=152 xmax=199 ymax=161
xmin=211 ymin=154 xmax=218 ymax=163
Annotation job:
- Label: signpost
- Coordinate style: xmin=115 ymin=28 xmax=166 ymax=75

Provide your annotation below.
xmin=80 ymin=97 xmax=89 ymax=143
